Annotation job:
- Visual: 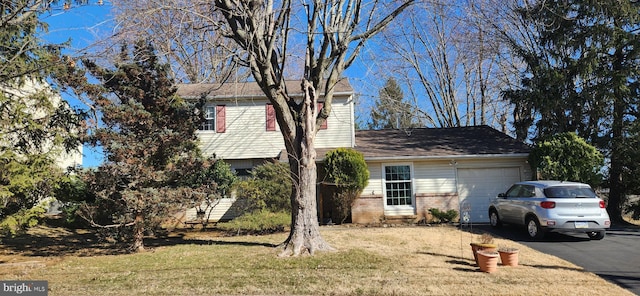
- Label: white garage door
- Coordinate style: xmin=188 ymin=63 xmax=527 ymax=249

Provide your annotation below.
xmin=457 ymin=167 xmax=522 ymax=223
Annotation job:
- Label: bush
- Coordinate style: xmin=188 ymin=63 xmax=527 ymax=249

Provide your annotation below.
xmin=428 ymin=208 xmax=458 ymax=223
xmin=234 ymin=162 xmax=291 ymax=213
xmin=216 ymin=210 xmax=290 ymax=235
xmin=528 ymin=132 xmax=604 ymax=186
xmin=324 ymin=148 xmax=369 ymax=224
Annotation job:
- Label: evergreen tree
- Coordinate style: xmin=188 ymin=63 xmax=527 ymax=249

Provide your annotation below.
xmin=79 ymin=42 xmax=217 ymax=251
xmin=369 ymin=78 xmax=421 ymax=130
xmin=502 ymin=0 xmax=640 ymax=223
xmin=1 ymin=1 xmax=85 ymax=231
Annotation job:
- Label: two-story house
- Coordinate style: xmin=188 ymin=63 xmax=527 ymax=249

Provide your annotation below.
xmin=177 ymin=79 xmax=531 ymax=225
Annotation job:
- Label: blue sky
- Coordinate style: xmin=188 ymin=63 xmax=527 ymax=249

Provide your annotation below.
xmin=40 ymin=2 xmax=114 ymax=168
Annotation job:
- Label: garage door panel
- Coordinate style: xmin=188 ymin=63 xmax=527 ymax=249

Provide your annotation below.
xmin=458 ymin=168 xmax=521 ymax=223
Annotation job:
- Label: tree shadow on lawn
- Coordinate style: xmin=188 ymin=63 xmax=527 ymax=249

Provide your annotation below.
xmin=0 ymin=226 xmax=278 ymax=258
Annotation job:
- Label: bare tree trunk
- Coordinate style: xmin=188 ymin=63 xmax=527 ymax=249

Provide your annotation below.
xmin=280 ymin=81 xmax=334 ymax=256
xmin=131 ymin=212 xmax=145 ymax=252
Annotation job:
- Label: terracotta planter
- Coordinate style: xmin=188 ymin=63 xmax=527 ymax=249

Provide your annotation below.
xmin=470 ymin=243 xmax=498 ymax=266
xmin=476 ymin=250 xmax=499 ymax=273
xmin=499 ymin=248 xmax=519 ymax=267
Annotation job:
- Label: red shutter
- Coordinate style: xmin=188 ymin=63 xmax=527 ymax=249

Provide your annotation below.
xmin=266 ymin=104 xmax=276 ymax=131
xmin=317 ymin=102 xmax=327 ymax=129
xmin=216 ymin=105 xmax=226 ymax=133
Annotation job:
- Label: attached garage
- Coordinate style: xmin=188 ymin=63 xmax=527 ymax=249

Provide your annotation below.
xmin=457 ymin=167 xmax=524 ymax=223
xmin=339 ymin=126 xmax=532 ymax=225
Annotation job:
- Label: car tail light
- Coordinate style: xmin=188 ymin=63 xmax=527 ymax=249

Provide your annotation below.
xmin=540 ymin=201 xmax=556 ymax=209
xmin=599 ymin=200 xmax=606 ymax=208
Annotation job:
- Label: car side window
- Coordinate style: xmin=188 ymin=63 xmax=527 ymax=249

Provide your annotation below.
xmin=505 ymin=185 xmax=535 ymax=198
xmin=521 ymin=185 xmax=535 ymax=197
xmin=505 ymin=185 xmax=523 ymax=197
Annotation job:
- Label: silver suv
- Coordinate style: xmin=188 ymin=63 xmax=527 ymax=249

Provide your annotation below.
xmin=488 ymin=181 xmax=611 ymax=240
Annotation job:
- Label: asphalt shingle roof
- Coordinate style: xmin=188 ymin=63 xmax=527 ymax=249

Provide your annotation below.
xmin=342 ymin=126 xmax=530 ymax=160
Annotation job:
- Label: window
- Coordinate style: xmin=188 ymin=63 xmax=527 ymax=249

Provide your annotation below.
xmin=200 ymin=106 xmax=216 ymax=131
xmin=384 ymin=165 xmax=413 ymax=206
xmin=506 ymin=185 xmax=535 ymax=198
xmin=199 ymin=105 xmax=225 ymax=132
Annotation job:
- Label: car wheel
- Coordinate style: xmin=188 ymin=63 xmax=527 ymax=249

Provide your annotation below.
xmin=489 ymin=209 xmax=502 ymax=228
xmin=587 ymin=231 xmax=605 ymax=240
xmin=526 ymin=217 xmax=545 ymax=240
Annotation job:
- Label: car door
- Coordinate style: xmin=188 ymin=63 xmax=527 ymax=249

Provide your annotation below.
xmin=498 ymin=185 xmax=526 ymax=223
xmin=508 ymin=184 xmax=537 ymax=225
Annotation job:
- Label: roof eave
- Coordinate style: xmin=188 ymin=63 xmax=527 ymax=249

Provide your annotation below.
xmin=317 ymin=153 xmax=530 ymax=162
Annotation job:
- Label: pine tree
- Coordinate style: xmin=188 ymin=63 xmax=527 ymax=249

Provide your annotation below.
xmin=1 ymin=1 xmax=84 ymax=230
xmin=502 ymin=0 xmax=640 ymax=222
xmin=369 ymin=78 xmax=421 ymax=130
xmin=80 ymin=42 xmax=218 ymax=251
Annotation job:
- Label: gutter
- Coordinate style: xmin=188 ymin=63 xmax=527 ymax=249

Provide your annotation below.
xmin=316 ymin=153 xmax=530 ymax=162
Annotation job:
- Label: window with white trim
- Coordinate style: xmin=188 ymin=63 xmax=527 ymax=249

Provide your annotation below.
xmin=200 ymin=106 xmax=216 ymax=131
xmin=384 ymin=165 xmax=413 ymax=206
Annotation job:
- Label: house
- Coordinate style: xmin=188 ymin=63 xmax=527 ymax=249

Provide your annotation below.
xmin=177 ymin=80 xmax=531 ymax=224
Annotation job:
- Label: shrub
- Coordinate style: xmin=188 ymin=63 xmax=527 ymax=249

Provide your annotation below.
xmin=234 ymin=162 xmax=291 ymax=213
xmin=528 ymin=132 xmax=604 ymax=186
xmin=216 ymin=210 xmax=290 ymax=235
xmin=324 ymin=148 xmax=369 ymax=224
xmin=428 ymin=208 xmax=458 ymax=223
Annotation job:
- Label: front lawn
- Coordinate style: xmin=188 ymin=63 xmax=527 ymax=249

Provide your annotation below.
xmin=0 ymin=225 xmax=632 ymax=296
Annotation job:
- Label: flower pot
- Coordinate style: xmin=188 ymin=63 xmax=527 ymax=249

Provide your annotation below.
xmin=477 ymin=250 xmax=499 ymax=273
xmin=470 ymin=243 xmax=498 ymax=266
xmin=499 ymin=248 xmax=519 ymax=267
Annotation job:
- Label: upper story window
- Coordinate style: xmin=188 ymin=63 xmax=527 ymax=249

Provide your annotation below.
xmin=199 ymin=105 xmax=226 ymax=133
xmin=200 ymin=106 xmax=216 ymax=131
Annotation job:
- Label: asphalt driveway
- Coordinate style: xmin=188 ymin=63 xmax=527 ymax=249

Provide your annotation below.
xmin=476 ymin=224 xmax=640 ymax=295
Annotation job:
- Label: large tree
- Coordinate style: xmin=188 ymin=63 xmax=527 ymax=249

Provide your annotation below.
xmin=373 ymin=0 xmax=512 ymax=130
xmin=77 ymin=42 xmax=217 ymax=251
xmin=1 ymin=1 xmax=85 ymax=225
xmin=208 ymin=0 xmax=415 ymax=256
xmin=500 ymin=0 xmax=640 ymax=223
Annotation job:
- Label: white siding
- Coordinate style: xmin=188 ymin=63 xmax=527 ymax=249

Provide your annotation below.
xmin=198 ymin=95 xmax=354 ymax=160
xmin=362 ymin=163 xmax=383 ymax=196
xmin=315 ymin=99 xmax=354 ymax=148
xmin=185 ymin=198 xmax=240 ymax=222
xmin=413 ymin=161 xmax=457 ymax=193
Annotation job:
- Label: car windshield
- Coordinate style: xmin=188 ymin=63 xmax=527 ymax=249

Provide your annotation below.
xmin=543 ymin=186 xmax=597 ymax=198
